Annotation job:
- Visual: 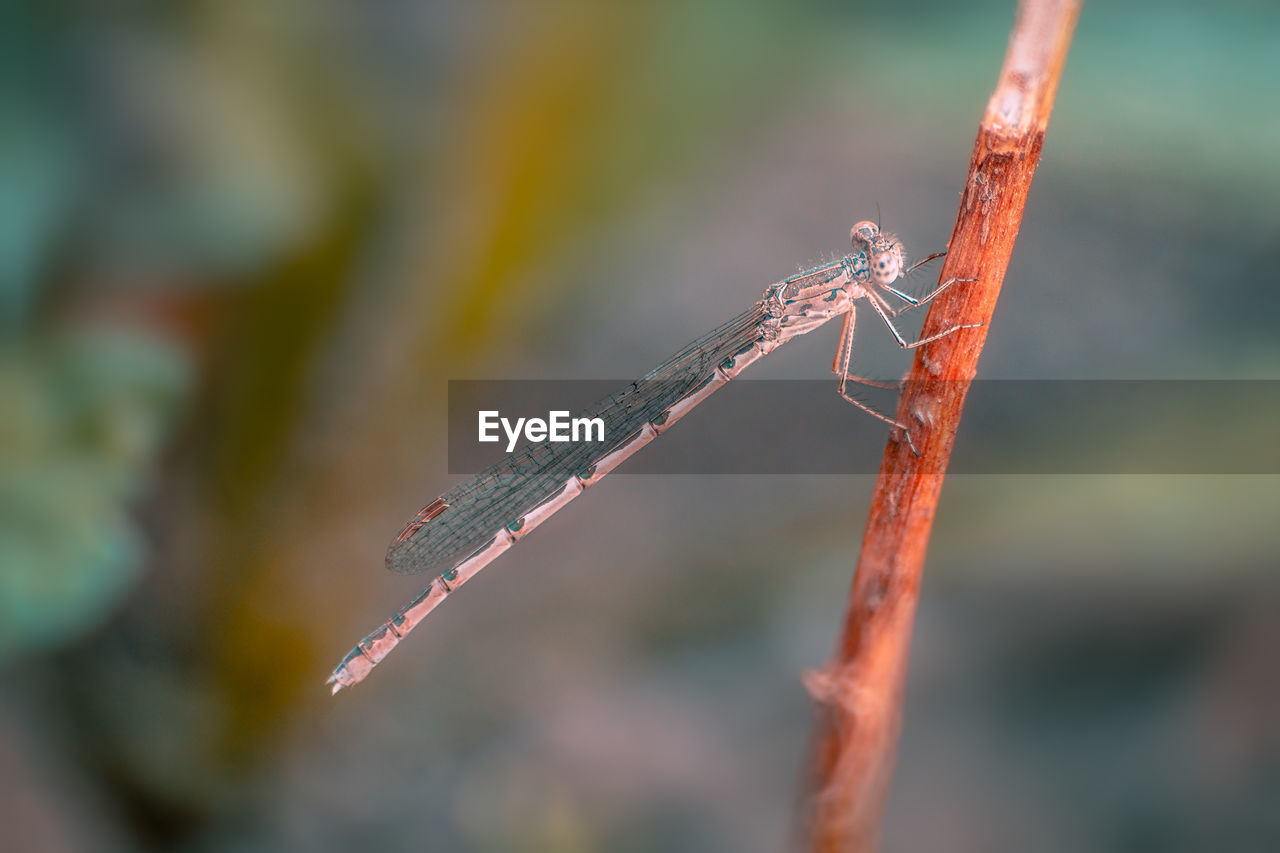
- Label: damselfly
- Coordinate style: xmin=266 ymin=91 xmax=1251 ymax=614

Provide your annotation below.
xmin=328 ymin=221 xmax=976 ymax=693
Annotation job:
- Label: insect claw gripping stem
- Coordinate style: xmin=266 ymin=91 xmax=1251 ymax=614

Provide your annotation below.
xmin=900 ymin=427 xmax=920 ymax=457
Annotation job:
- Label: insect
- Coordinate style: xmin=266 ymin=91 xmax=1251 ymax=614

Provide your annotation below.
xmin=328 ymin=221 xmax=976 ymax=693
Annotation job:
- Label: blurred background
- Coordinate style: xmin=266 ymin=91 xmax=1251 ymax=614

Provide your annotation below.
xmin=1 ymin=1 xmax=1277 ymax=851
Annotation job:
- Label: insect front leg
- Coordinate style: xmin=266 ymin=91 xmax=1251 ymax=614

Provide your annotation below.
xmin=877 ymin=275 xmax=977 ymax=316
xmin=832 ymin=307 xmax=919 ymax=454
xmin=868 ymin=290 xmax=981 ymax=348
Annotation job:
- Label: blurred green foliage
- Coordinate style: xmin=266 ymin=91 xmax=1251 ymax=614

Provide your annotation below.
xmin=0 ymin=332 xmax=187 ymax=659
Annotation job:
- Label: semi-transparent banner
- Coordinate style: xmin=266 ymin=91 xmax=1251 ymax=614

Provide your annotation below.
xmin=445 ymin=380 xmax=1279 ymax=475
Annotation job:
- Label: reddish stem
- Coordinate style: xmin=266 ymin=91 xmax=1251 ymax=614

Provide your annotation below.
xmin=801 ymin=2 xmax=1081 ymax=850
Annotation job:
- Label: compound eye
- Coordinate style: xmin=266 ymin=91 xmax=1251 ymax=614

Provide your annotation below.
xmin=850 ymin=220 xmax=878 ymax=247
xmin=872 ymin=250 xmax=901 ymax=284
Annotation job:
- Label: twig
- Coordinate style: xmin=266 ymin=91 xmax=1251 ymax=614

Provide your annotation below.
xmin=798 ymin=2 xmax=1081 ymax=850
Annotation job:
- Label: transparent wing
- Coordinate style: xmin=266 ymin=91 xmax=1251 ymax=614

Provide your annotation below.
xmin=385 ymin=302 xmax=768 ymax=575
